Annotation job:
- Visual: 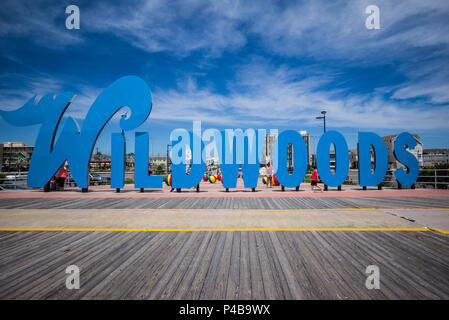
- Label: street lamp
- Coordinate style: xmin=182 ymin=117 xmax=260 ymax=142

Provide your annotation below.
xmin=166 ymin=144 xmax=172 ymax=174
xmin=315 ymin=110 xmax=327 ymax=133
xmin=120 ymin=113 xmax=127 ymax=136
xmin=315 ymin=110 xmax=328 ymax=191
xmin=119 ymin=113 xmax=128 ymax=178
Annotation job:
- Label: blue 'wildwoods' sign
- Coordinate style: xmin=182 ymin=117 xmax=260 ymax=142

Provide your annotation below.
xmin=0 ymin=76 xmax=419 ymax=190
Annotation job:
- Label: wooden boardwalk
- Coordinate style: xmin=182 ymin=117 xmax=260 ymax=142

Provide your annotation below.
xmin=0 ymin=195 xmax=448 ymax=299
xmin=1 ymin=196 xmax=448 ymax=209
xmin=0 ymin=230 xmax=448 ymax=299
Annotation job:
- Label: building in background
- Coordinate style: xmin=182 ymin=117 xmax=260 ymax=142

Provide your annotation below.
xmin=349 ymin=149 xmax=358 ymax=169
xmin=88 ymin=152 xmax=137 ymax=172
xmin=311 ymin=153 xmax=316 ymax=168
xmin=125 ymin=153 xmax=135 ymax=171
xmin=88 ymin=154 xmax=170 ymax=173
xmin=262 ymin=131 xmax=310 ymax=168
xmin=348 ymin=135 xmax=423 ymax=170
xmin=89 ymin=152 xmax=111 ymax=171
xmin=382 ymin=134 xmax=423 ymax=169
xmin=1 ymin=142 xmax=34 ymax=172
xmin=262 ymin=133 xmax=278 ymax=165
xmin=287 ymin=131 xmax=310 ymax=170
xmin=423 ymin=149 xmax=449 ymax=167
xmin=149 ymin=156 xmax=167 ymax=172
xmin=206 ymin=156 xmax=219 ymax=168
xmin=349 ymin=148 xmax=377 ymax=169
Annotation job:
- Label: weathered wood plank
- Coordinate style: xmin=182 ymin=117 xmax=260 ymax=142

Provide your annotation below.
xmin=0 ymin=230 xmax=448 ymax=299
xmin=1 ymin=196 xmax=448 ymax=210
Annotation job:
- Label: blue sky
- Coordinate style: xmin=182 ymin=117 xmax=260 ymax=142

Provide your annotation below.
xmin=0 ymin=0 xmax=448 ymax=156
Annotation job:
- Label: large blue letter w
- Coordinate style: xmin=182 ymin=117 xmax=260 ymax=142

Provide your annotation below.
xmin=0 ymin=76 xmax=152 ymax=188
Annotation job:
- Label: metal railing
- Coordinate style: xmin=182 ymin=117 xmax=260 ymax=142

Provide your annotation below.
xmin=1 ymin=169 xmax=448 ymax=189
xmin=0 ymin=172 xmax=28 ymax=189
xmin=344 ymin=168 xmax=449 ymax=189
xmin=415 ymin=169 xmax=449 ymax=189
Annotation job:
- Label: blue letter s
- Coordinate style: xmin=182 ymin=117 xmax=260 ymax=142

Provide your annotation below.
xmin=393 ymin=132 xmax=419 ymax=186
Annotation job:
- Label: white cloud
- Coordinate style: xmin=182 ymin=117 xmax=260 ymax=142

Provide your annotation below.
xmin=0 ymin=73 xmax=99 ymax=121
xmin=0 ymin=73 xmax=65 ymax=111
xmin=83 ymin=0 xmax=248 ymax=56
xmin=392 ymin=82 xmax=449 ymax=104
xmin=79 ymin=0 xmax=449 ymax=60
xmin=1 ymin=61 xmax=448 ymax=140
xmin=1 ymin=0 xmax=448 ymax=133
xmin=0 ymin=1 xmax=83 ymax=48
xmin=80 ymin=0 xmax=449 ymax=106
xmin=150 ymin=61 xmax=449 ymax=130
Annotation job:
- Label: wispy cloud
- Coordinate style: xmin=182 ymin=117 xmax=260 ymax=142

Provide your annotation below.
xmin=83 ymin=0 xmax=248 ymax=56
xmin=80 ymin=0 xmax=449 ymax=60
xmin=81 ymin=0 xmax=449 ymax=106
xmin=0 ymin=73 xmax=101 ymax=122
xmin=151 ymin=61 xmax=449 ymax=130
xmin=1 ymin=0 xmax=448 ymax=148
xmin=0 ymin=0 xmax=83 ymax=48
xmin=2 ymin=59 xmax=448 ymax=132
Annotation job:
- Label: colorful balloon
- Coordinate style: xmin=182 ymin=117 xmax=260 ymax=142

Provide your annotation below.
xmin=272 ymin=174 xmax=280 ymax=186
xmin=262 ymin=176 xmax=268 ymax=184
xmin=165 ymin=174 xmax=172 ymax=186
xmin=209 ymin=175 xmax=216 ymax=183
xmin=203 ymin=175 xmax=208 ymax=182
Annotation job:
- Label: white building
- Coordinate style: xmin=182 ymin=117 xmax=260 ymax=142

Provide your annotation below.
xmin=423 ymin=149 xmax=449 ymax=167
xmin=382 ymin=134 xmax=423 ymax=169
xmin=262 ymin=131 xmax=310 ymax=167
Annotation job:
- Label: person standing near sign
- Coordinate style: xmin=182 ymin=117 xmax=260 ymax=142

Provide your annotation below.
xmin=311 ymin=167 xmax=322 ymax=192
xmin=56 ymin=161 xmax=68 ymax=191
xmin=266 ymin=162 xmax=273 ymax=188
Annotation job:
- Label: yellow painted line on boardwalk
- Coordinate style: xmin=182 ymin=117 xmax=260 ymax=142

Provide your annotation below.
xmin=0 ymin=207 xmax=448 ymax=212
xmin=0 ymin=227 xmax=430 ymax=232
xmin=428 ymin=228 xmax=449 ymax=234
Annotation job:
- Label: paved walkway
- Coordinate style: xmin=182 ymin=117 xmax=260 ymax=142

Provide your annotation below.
xmin=1 ymin=186 xmax=448 ymax=198
xmin=0 ymin=194 xmax=448 ymax=231
xmin=0 ymin=207 xmax=446 ymax=231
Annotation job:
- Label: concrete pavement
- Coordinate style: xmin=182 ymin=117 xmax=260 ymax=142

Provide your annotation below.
xmin=0 ymin=207 xmax=447 ymax=231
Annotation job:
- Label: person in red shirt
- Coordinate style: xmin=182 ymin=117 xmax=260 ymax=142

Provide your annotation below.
xmin=311 ymin=166 xmax=322 ymax=192
xmin=56 ymin=161 xmax=68 ymax=191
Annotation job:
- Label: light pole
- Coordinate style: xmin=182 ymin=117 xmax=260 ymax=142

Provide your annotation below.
xmin=166 ymin=144 xmax=171 ymax=174
xmin=315 ymin=110 xmax=327 ymax=133
xmin=315 ymin=110 xmax=328 ymax=191
xmin=120 ymin=112 xmax=127 ymax=175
